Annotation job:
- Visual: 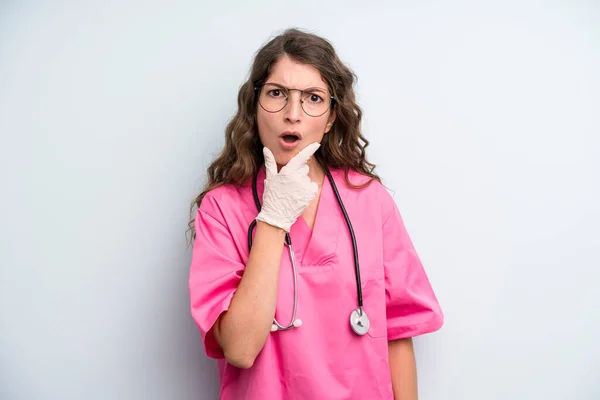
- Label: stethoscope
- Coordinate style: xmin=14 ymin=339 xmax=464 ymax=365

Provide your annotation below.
xmin=247 ymin=164 xmax=370 ymax=336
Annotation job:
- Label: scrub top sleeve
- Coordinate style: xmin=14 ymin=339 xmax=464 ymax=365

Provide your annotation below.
xmin=189 ymin=206 xmax=244 ymax=359
xmin=382 ymin=201 xmax=444 ymax=341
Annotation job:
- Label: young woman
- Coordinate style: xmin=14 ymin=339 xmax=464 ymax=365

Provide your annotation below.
xmin=188 ymin=28 xmax=443 ymax=400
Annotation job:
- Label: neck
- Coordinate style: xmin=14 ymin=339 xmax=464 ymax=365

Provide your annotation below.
xmin=307 ymin=158 xmax=325 ymax=188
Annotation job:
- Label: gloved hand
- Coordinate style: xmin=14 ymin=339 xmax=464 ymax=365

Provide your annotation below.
xmin=255 ymin=142 xmax=321 ymax=232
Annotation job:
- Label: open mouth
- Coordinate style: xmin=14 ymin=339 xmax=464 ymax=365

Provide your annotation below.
xmin=281 ymin=132 xmax=301 ymax=144
xmin=282 ymin=135 xmax=300 ymax=143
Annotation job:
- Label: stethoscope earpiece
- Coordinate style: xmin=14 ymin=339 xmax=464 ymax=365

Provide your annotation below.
xmin=271 ymin=319 xmax=303 ymax=332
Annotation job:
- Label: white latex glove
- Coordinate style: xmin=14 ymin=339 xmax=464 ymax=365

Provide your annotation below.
xmin=255 ymin=142 xmax=321 ymax=232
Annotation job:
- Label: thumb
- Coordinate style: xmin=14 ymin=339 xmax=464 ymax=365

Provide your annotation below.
xmin=263 ymin=147 xmax=278 ymax=178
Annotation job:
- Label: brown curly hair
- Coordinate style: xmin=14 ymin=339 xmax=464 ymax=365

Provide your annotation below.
xmin=188 ymin=28 xmax=380 ymax=241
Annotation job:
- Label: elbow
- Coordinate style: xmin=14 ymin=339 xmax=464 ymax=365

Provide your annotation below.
xmin=218 ymin=332 xmax=260 ymax=369
xmin=224 ymin=349 xmax=257 ymax=369
xmin=215 ymin=316 xmax=265 ymax=369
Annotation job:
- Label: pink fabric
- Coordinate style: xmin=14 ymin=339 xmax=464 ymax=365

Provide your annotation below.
xmin=189 ymin=167 xmax=443 ymax=400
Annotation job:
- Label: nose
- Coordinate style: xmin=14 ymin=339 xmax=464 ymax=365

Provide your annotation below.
xmin=283 ymin=90 xmax=303 ymax=123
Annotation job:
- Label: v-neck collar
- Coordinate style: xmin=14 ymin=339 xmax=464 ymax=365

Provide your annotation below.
xmin=254 ymin=166 xmax=346 ymax=266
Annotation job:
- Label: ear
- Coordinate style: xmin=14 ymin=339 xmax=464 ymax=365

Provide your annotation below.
xmin=324 ymin=107 xmax=337 ymax=134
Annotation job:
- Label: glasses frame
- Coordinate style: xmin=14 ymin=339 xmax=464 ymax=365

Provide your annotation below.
xmin=254 ymin=83 xmax=336 ymax=117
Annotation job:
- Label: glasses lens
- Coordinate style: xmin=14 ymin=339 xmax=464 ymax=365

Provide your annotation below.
xmin=259 ymin=84 xmax=288 ymax=113
xmin=301 ymin=88 xmax=330 ymax=117
xmin=258 ymin=84 xmax=332 ymax=116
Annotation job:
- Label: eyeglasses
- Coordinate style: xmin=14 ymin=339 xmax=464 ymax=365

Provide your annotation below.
xmin=254 ymin=83 xmax=335 ymax=117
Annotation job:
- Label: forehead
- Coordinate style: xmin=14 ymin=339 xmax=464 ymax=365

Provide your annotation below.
xmin=266 ymin=56 xmax=328 ymax=90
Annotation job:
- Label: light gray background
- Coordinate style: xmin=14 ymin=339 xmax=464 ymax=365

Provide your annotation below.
xmin=1 ymin=1 xmax=599 ymax=399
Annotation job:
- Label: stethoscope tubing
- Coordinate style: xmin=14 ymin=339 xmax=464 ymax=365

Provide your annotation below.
xmin=247 ymin=163 xmax=364 ymax=331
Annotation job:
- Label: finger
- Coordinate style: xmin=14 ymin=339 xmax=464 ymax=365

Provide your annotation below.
xmin=297 ymin=163 xmax=309 ymax=177
xmin=282 ymin=142 xmax=320 ymax=172
xmin=263 ymin=147 xmax=278 ymax=178
xmin=308 ymin=181 xmax=318 ymax=197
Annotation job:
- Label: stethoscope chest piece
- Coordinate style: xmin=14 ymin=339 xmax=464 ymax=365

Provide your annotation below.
xmin=350 ymin=308 xmax=370 ymax=336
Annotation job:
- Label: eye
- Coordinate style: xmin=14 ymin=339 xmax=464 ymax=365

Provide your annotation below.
xmin=307 ymin=93 xmax=323 ymax=103
xmin=268 ymin=89 xmax=285 ymax=97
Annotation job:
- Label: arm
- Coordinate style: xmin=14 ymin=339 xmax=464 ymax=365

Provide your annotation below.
xmin=198 ymin=144 xmax=320 ymax=369
xmin=388 ymin=338 xmax=418 ymax=400
xmin=212 ymin=221 xmax=286 ymax=369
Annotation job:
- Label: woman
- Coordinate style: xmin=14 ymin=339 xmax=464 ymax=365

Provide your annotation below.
xmin=188 ymin=28 xmax=443 ymax=400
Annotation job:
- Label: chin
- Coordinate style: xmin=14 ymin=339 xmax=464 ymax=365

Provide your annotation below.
xmin=275 ymin=156 xmax=293 ymax=168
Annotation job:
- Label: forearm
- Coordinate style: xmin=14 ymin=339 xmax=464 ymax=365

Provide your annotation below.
xmin=388 ymin=338 xmax=418 ymax=400
xmin=216 ymin=221 xmax=286 ymax=368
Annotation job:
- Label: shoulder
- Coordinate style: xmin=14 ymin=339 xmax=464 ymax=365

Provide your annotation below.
xmin=333 ymin=168 xmax=390 ymax=198
xmin=197 ymin=182 xmax=250 ymax=224
xmin=331 ymin=168 xmax=397 ymax=221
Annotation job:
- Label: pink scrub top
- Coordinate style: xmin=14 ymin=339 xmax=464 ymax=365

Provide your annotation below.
xmin=189 ymin=167 xmax=443 ymax=400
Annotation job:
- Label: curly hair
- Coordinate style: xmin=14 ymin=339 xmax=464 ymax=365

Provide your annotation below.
xmin=188 ymin=28 xmax=380 ymax=241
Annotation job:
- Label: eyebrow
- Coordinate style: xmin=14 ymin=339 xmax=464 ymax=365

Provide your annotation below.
xmin=265 ymin=82 xmax=329 ymax=92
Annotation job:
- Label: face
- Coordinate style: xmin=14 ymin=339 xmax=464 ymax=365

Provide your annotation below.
xmin=256 ymin=56 xmax=336 ymax=169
